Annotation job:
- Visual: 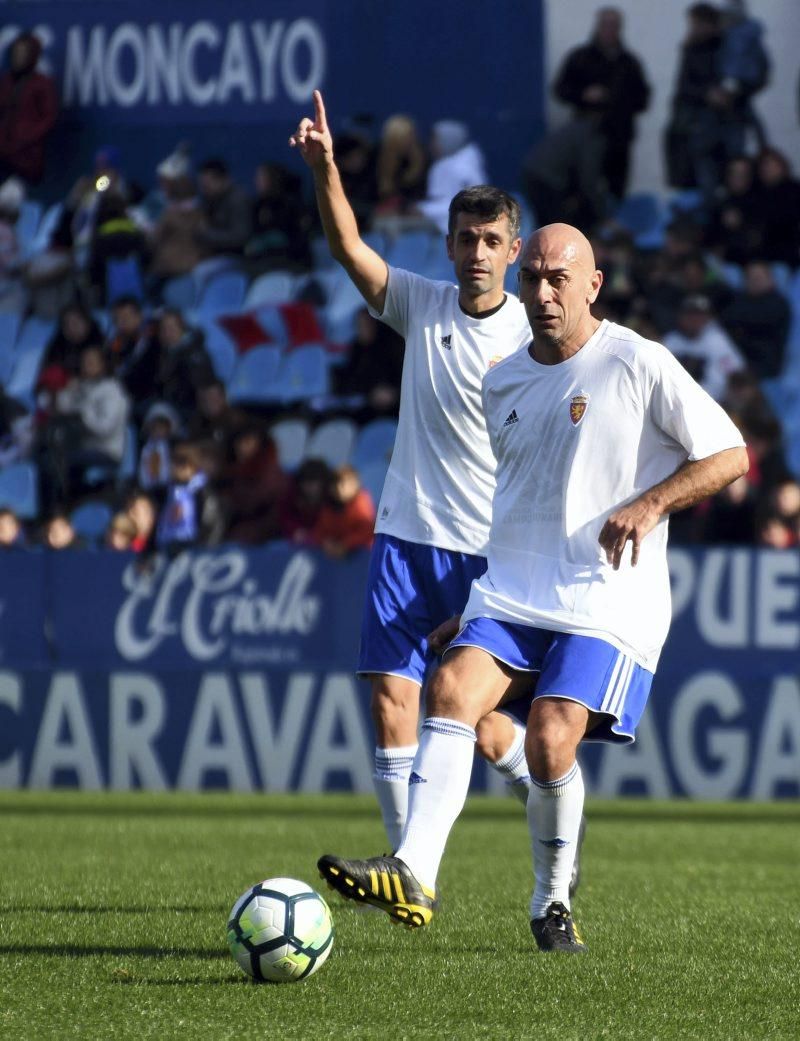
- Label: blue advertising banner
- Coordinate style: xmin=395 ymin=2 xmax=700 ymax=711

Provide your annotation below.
xmin=0 ymin=1 xmax=546 ymax=196
xmin=0 ymin=546 xmax=798 ymax=797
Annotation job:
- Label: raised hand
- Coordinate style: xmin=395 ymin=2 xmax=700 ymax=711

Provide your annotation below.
xmin=288 ymin=89 xmax=333 ymax=168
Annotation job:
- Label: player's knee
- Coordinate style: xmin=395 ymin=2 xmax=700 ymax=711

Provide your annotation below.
xmin=474 ymin=713 xmax=514 ymax=762
xmin=525 ymin=714 xmax=576 ymax=780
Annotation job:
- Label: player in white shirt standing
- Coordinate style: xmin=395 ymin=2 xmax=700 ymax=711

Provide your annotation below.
xmin=290 ymin=92 xmax=545 ymax=854
xmin=319 ymin=223 xmax=748 ymax=952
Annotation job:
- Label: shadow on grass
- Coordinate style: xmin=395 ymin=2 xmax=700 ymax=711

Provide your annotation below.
xmin=0 ymin=944 xmax=229 ymax=959
xmin=0 ymin=904 xmax=223 ymax=914
xmin=114 ymin=975 xmax=255 ymax=986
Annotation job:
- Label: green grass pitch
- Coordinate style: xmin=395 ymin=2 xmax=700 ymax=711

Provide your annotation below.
xmin=0 ymin=792 xmax=798 ymax=1040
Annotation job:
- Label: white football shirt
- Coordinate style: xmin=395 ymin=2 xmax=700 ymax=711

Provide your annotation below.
xmin=370 ymin=266 xmax=531 ymax=554
xmin=462 ymin=320 xmax=745 ymax=669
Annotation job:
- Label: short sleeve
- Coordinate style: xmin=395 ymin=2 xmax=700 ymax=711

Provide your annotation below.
xmin=643 ymin=343 xmax=745 ymax=460
xmin=368 ymin=266 xmax=430 ymax=338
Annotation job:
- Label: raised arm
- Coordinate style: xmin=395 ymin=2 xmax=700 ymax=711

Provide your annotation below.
xmin=599 ymin=446 xmax=749 ymax=570
xmin=289 ymin=90 xmax=388 ymax=314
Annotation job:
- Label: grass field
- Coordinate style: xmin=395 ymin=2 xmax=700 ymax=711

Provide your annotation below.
xmin=1 ymin=793 xmax=798 ymax=1041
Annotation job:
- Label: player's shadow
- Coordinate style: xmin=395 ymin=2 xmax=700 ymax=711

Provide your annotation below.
xmin=0 ymin=944 xmax=230 ymax=960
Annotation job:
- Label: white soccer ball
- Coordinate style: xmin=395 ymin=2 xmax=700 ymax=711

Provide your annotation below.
xmin=226 ymin=878 xmax=334 ymax=983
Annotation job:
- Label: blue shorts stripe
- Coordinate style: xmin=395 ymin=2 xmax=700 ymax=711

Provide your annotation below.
xmin=600 ymin=652 xmax=624 ymax=713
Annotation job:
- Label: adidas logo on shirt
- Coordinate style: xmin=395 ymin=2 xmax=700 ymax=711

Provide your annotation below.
xmin=440 ymin=334 xmax=452 ymax=350
xmin=503 ymin=409 xmax=519 ymax=427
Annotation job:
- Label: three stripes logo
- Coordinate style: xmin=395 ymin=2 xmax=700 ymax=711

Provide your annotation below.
xmin=409 ymin=772 xmax=427 ymax=785
xmin=440 ymin=334 xmax=452 ymax=350
xmin=503 ymin=409 xmax=519 ymax=428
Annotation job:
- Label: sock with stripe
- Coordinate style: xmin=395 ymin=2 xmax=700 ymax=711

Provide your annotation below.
xmin=527 ymin=762 xmax=585 ymax=920
xmin=394 ymin=717 xmax=476 ymax=891
xmin=490 ymin=720 xmax=532 ymax=805
xmin=373 ymin=744 xmax=418 ymax=851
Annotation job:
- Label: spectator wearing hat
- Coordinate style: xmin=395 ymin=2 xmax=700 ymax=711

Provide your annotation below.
xmin=148 ymin=149 xmax=206 ymax=287
xmin=0 ymin=32 xmax=58 ymax=184
xmin=663 ymin=294 xmax=746 ymax=401
xmin=138 ymin=401 xmax=182 ymax=496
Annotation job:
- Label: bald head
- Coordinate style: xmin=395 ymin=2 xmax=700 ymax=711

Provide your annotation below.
xmin=517 ymin=223 xmax=603 ymax=360
xmin=521 ymin=223 xmax=597 ymax=273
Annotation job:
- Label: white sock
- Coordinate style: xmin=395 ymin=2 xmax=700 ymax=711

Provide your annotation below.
xmin=373 ymin=744 xmax=418 ymax=851
xmin=490 ymin=721 xmax=531 ymax=805
xmin=527 ymin=762 xmax=585 ymax=920
xmin=394 ymin=718 xmax=476 ymax=890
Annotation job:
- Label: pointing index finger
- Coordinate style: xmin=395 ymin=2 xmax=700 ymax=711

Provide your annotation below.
xmin=313 ymin=89 xmax=327 ymax=129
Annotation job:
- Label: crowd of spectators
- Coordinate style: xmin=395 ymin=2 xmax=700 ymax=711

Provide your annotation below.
xmin=0 ymin=2 xmax=798 ymax=555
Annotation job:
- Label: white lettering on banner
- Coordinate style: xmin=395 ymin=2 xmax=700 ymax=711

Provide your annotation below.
xmin=755 ymin=551 xmax=800 ymax=649
xmin=669 ymin=672 xmax=747 ymax=798
xmin=696 ymin=549 xmax=749 ymax=646
xmin=0 ymin=672 xmax=21 ymax=787
xmin=240 ymin=672 xmax=314 ymax=791
xmin=109 ymin=674 xmax=168 ymax=791
xmin=60 ymin=19 xmax=325 ymax=109
xmin=299 ymin=674 xmax=373 ymax=793
xmin=750 ymin=678 xmax=800 ymax=798
xmin=115 ymin=550 xmax=321 ymax=662
xmin=177 ymin=674 xmax=255 ymax=791
xmin=28 ymin=674 xmax=102 ymax=790
xmin=593 ymin=710 xmax=671 ymax=797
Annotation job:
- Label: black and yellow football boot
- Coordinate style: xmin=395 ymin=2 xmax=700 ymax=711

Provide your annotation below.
xmin=530 ymin=901 xmax=587 ymax=954
xmin=317 ymin=854 xmax=435 ymax=928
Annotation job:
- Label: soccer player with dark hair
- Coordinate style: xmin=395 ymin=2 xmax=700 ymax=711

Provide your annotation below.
xmin=290 ymin=91 xmax=553 ymax=855
xmin=319 ymin=223 xmax=748 ymax=953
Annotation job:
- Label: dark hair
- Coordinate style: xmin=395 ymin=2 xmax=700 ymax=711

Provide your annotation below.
xmin=448 ymin=186 xmax=521 ymax=239
xmin=688 ymin=3 xmax=720 ymax=25
xmin=111 ymin=295 xmax=142 ymax=312
xmin=159 ymin=307 xmax=187 ymax=331
xmin=199 ymin=158 xmax=229 ymax=178
xmin=171 ymin=439 xmax=204 ymax=472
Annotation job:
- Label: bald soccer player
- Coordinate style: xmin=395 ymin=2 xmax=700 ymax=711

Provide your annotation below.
xmin=319 ymin=223 xmax=748 ymax=953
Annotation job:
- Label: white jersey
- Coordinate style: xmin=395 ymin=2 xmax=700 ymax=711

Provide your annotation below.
xmin=462 ymin=320 xmax=745 ymax=669
xmin=370 ymin=266 xmax=531 ymax=554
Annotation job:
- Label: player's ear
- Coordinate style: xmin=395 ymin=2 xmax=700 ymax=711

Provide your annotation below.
xmin=508 ymin=236 xmax=522 ymax=263
xmin=587 ymin=268 xmax=603 ymax=304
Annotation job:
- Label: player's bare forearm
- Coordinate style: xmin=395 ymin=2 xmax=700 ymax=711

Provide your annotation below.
xmin=289 ymin=89 xmax=387 ymax=313
xmin=599 ymin=446 xmax=748 ymax=569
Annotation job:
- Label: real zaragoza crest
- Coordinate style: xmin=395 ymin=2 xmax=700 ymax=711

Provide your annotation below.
xmin=569 ymin=393 xmax=589 ymax=426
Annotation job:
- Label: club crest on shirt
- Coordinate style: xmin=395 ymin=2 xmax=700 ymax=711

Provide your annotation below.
xmin=569 ymin=393 xmax=589 ymax=426
xmin=488 ymin=354 xmax=503 ymax=368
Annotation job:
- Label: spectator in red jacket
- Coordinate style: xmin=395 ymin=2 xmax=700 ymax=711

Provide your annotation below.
xmin=0 ymin=32 xmax=58 ymax=184
xmin=224 ymin=425 xmax=287 ymax=544
xmin=312 ymin=464 xmax=376 ymax=558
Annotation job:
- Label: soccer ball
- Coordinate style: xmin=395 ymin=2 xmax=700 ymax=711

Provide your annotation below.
xmin=226 ymin=878 xmax=334 ymax=983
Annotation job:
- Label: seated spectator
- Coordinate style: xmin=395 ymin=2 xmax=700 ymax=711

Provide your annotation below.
xmin=375 ymin=115 xmax=427 ymax=216
xmin=278 ymin=458 xmax=331 ymax=545
xmin=148 ymin=161 xmax=205 ymax=284
xmin=195 ymin=158 xmax=252 ymax=258
xmin=125 ymin=489 xmax=157 ymax=553
xmin=69 ymin=146 xmax=135 ymax=256
xmin=106 ymin=295 xmax=154 ymax=375
xmin=644 ymin=251 xmax=733 ymax=335
xmin=738 ymin=412 xmax=788 ymax=490
xmin=87 ymin=191 xmax=148 ymax=305
xmin=43 ymin=301 xmax=104 ymax=376
xmin=0 ymin=176 xmax=24 ymax=311
xmin=0 ymin=32 xmax=58 ymax=185
xmin=333 ymin=309 xmax=404 ymax=418
xmin=42 ymin=511 xmax=85 ymax=550
xmin=187 ymin=379 xmax=240 ymax=461
xmin=105 ymin=511 xmax=138 ymax=551
xmin=155 ymin=440 xmax=225 ymax=553
xmin=136 ymin=142 xmax=192 ymax=230
xmin=223 ymin=425 xmax=287 ymax=544
xmin=312 ymin=465 xmax=376 ymax=558
xmin=706 ymin=155 xmax=765 ymax=263
xmin=752 ymin=148 xmax=800 ymax=268
xmin=152 ymin=309 xmax=215 ymax=420
xmin=0 ymin=507 xmax=25 ymax=547
xmin=246 ymin=162 xmax=312 ymax=272
xmin=416 ymin=121 xmax=488 ymax=234
xmin=50 ymin=345 xmax=130 ymax=503
xmin=756 ymin=512 xmax=796 ymax=549
xmin=766 ymin=477 xmax=800 ymax=532
xmin=663 ymin=294 xmax=746 ymax=400
xmin=721 ymin=261 xmax=791 ymax=378
xmin=138 ymin=402 xmax=181 ymax=495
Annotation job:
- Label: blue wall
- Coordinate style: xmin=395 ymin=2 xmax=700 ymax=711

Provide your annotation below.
xmin=1 ymin=545 xmax=799 ymax=798
xmin=2 ymin=0 xmax=546 ymax=198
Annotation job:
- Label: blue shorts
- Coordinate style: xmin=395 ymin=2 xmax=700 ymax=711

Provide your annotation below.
xmin=357 ymin=534 xmax=487 ymax=686
xmin=449 ymin=617 xmax=653 ymax=744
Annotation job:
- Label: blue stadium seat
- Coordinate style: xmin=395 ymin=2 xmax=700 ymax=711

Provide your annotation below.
xmin=269 ymin=418 xmax=309 ymax=472
xmin=310 ymin=235 xmax=335 ymax=270
xmin=227 ymin=346 xmax=283 ymax=404
xmin=197 ymin=270 xmax=248 ymax=315
xmin=614 ymin=193 xmax=664 ymax=237
xmin=304 ymin=417 xmax=357 ymax=468
xmin=771 ymin=263 xmax=792 ymax=296
xmin=0 ymin=312 xmax=21 ymax=383
xmin=352 ymin=418 xmax=397 ymax=471
xmin=71 ymin=500 xmax=113 ymax=544
xmin=106 ymin=256 xmax=144 ymax=302
xmin=162 ymin=273 xmax=197 ymax=311
xmin=16 ymin=199 xmax=42 ymax=259
xmin=323 ymin=277 xmax=365 ymax=344
xmin=0 ymin=462 xmax=38 ymax=519
xmin=385 ymin=230 xmax=437 ymax=274
xmin=244 ymin=271 xmax=296 ymax=308
xmin=118 ymin=423 xmax=138 ymax=484
xmin=279 ymin=345 xmax=329 ymax=403
xmin=5 ymin=326 xmax=51 ymax=405
xmin=200 ymin=320 xmax=238 ymax=383
xmin=15 ymin=315 xmax=55 ymax=354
